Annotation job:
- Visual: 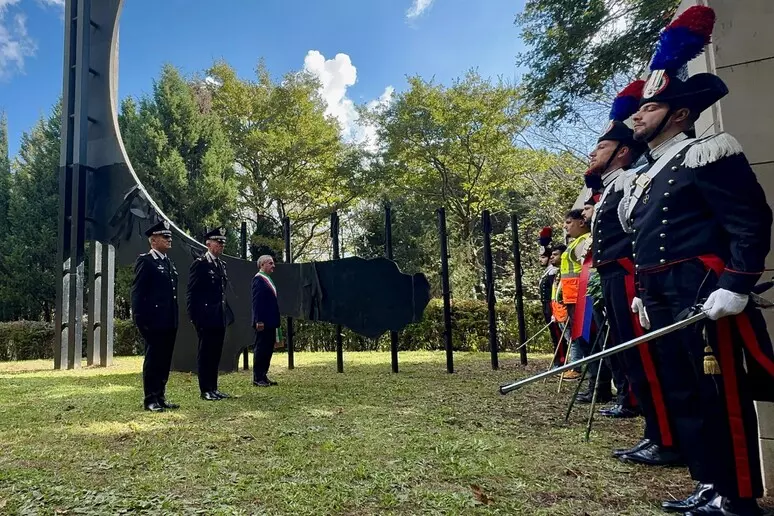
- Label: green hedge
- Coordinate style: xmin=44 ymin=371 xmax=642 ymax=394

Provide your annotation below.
xmin=0 ymin=319 xmax=144 ymax=361
xmin=0 ymin=299 xmax=552 ymax=362
xmin=290 ymin=299 xmax=550 ymax=353
xmin=0 ymin=321 xmax=55 ymax=361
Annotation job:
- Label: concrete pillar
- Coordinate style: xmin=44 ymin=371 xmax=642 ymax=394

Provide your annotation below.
xmin=679 ymin=0 xmax=774 ymax=495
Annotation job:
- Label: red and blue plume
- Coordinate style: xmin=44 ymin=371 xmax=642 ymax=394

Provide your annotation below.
xmin=650 ymin=5 xmax=715 ymax=72
xmin=538 ymin=226 xmax=552 ymax=246
xmin=609 ymin=80 xmax=645 ymax=122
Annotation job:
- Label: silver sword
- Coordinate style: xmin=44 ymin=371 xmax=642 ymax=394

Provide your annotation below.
xmin=499 ymin=310 xmax=707 ymax=395
xmin=513 ymin=321 xmax=552 ymax=353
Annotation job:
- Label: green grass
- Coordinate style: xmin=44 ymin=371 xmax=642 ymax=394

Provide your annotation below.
xmin=0 ymin=351 xmax=769 ymax=515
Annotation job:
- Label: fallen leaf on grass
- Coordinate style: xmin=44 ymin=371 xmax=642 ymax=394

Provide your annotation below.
xmin=470 ymin=484 xmax=493 ymax=505
xmin=565 ymin=468 xmax=582 ymax=478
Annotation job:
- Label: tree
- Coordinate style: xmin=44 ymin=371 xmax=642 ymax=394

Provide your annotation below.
xmin=1 ymin=102 xmax=61 ymax=320
xmin=207 ymin=61 xmax=370 ymax=260
xmin=366 ymin=72 xmax=556 ymax=297
xmin=118 ymin=64 xmax=239 ymax=243
xmin=351 ymin=198 xmax=441 ymax=293
xmin=0 ymin=112 xmax=11 ymax=319
xmin=0 ymin=112 xmax=9 ymax=239
xmin=515 ymin=0 xmax=680 ymax=126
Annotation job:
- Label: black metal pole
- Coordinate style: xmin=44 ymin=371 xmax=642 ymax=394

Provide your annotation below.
xmin=511 ymin=213 xmax=528 ymax=365
xmin=332 ymin=212 xmax=343 ymax=373
xmin=240 ymin=221 xmax=249 ymax=370
xmin=483 ymin=210 xmax=498 ymax=370
xmin=437 ymin=208 xmax=454 ymax=373
xmin=284 ymin=216 xmax=294 ymax=370
xmin=385 ymin=203 xmax=399 ymax=373
xmin=240 ymin=221 xmax=248 ymax=261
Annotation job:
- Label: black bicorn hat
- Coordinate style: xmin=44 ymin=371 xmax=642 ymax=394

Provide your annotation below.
xmin=144 ymin=219 xmax=172 ymax=238
xmin=598 ymin=81 xmax=647 ymax=154
xmin=584 ymin=80 xmax=648 ymax=191
xmin=639 ymin=6 xmax=727 ymax=116
xmin=204 ymin=227 xmax=227 ymax=243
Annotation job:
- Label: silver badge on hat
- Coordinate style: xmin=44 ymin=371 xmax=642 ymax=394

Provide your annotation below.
xmin=163 ymin=220 xmax=170 ymax=230
xmin=643 ymin=70 xmax=669 ymax=99
xmin=219 ymin=227 xmax=226 ymax=236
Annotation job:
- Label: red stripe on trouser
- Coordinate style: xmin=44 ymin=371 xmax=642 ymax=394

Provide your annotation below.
xmin=697 ymin=254 xmax=774 ymax=375
xmin=736 ymin=313 xmax=774 ymax=377
xmin=619 ymin=257 xmax=673 ymax=447
xmin=696 ymin=254 xmax=758 ymax=498
xmin=716 ymin=318 xmax=753 ymax=498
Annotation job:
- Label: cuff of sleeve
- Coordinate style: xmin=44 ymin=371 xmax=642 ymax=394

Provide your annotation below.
xmin=717 ymin=270 xmax=762 ymax=295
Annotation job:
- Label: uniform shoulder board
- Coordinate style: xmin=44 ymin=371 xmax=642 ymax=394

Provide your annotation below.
xmin=684 ymin=132 xmax=743 ymax=168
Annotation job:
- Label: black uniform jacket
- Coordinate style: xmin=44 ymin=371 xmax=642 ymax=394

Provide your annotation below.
xmin=131 ymin=250 xmax=179 ymax=330
xmin=593 ymin=172 xmax=632 ymax=268
xmin=187 ymin=252 xmax=234 ymax=329
xmin=629 ymin=133 xmax=772 ymax=295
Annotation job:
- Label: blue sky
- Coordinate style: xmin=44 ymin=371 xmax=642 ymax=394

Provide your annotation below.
xmin=0 ymin=0 xmax=527 ymax=157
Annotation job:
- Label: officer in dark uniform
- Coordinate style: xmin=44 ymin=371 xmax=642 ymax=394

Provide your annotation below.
xmin=588 ymin=82 xmax=680 ymax=466
xmin=622 ymin=6 xmax=774 ymax=514
xmin=187 ymin=227 xmax=234 ymax=401
xmin=131 ymin=220 xmax=179 ymax=412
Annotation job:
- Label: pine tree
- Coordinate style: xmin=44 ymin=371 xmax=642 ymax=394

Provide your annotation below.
xmin=3 ymin=102 xmax=61 ymax=320
xmin=0 ymin=111 xmax=12 ymax=319
xmin=118 ymin=64 xmax=239 ymax=242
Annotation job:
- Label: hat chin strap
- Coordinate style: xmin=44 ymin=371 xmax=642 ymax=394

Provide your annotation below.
xmin=602 ymin=141 xmax=623 ymax=176
xmin=644 ymin=107 xmax=674 ymax=144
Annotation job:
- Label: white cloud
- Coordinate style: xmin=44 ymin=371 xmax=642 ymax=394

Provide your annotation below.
xmin=302 ymin=50 xmax=393 ymax=151
xmin=303 ymin=50 xmax=358 ymax=137
xmin=406 ymin=0 xmax=434 ymax=19
xmin=0 ymin=0 xmax=63 ymax=80
xmin=0 ymin=0 xmax=36 ymax=80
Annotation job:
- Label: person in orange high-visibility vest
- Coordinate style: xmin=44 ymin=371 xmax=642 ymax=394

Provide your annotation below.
xmin=559 ymin=209 xmax=591 ymax=378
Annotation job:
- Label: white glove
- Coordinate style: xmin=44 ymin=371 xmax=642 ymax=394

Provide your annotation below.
xmin=631 ymin=297 xmax=651 ymax=330
xmin=702 ymin=289 xmax=749 ymax=321
xmin=550 ymin=315 xmax=556 ymax=323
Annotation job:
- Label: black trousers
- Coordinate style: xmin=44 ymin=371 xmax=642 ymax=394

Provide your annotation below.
xmin=139 ymin=326 xmax=177 ymax=406
xmin=196 ymin=326 xmax=226 ymax=393
xmin=600 ymin=262 xmax=674 ymax=446
xmin=640 ymin=259 xmax=767 ymax=499
xmin=253 ymin=327 xmax=276 ymax=382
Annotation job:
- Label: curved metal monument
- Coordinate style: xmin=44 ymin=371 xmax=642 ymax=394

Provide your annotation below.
xmin=55 ymin=0 xmax=431 ymax=371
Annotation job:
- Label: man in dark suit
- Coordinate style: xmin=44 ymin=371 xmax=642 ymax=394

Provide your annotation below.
xmin=187 ymin=227 xmax=234 ymax=401
xmin=131 ymin=220 xmax=179 ymax=412
xmin=252 ymin=254 xmax=281 ymax=387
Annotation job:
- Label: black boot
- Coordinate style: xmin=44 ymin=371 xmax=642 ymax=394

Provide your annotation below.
xmin=599 ymin=404 xmax=639 ymax=418
xmin=662 ymin=483 xmax=715 ymax=512
xmin=684 ymin=494 xmax=762 ymax=516
xmin=612 ymin=438 xmax=651 ymax=458
xmin=618 ymin=442 xmax=683 ymax=466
